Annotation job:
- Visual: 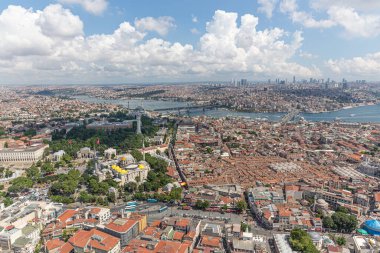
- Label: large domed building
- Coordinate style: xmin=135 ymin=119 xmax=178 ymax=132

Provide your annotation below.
xmin=363 ymin=220 xmax=380 ymax=236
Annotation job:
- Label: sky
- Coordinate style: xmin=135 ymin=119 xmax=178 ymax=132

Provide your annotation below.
xmin=0 ymin=0 xmax=380 ymax=85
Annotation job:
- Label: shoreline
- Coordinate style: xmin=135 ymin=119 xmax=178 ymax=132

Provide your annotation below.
xmin=71 ymin=95 xmax=380 ymax=122
xmin=71 ymin=94 xmax=379 ymax=115
xmin=303 ymin=102 xmax=378 ymax=114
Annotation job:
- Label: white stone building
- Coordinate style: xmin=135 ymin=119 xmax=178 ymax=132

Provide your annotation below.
xmin=53 ymin=150 xmax=65 ymax=162
xmin=104 ymin=148 xmax=117 ymax=159
xmin=0 ymin=144 xmax=48 ymax=163
xmin=76 ymin=147 xmax=95 ymax=159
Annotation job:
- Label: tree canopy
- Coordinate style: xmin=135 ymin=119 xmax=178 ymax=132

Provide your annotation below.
xmin=8 ymin=177 xmax=33 ymax=192
xmin=289 ymin=229 xmax=319 ymax=253
xmin=195 ymin=200 xmax=210 ymax=210
xmin=236 ymin=200 xmax=247 ymax=213
xmin=322 ymin=210 xmax=357 ymax=232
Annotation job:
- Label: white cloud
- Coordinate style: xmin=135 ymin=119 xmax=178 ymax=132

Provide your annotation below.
xmin=37 ymin=4 xmax=83 ymax=38
xmin=257 ymin=0 xmax=278 ymax=18
xmin=280 ymin=0 xmax=334 ymax=28
xmin=299 ymin=50 xmax=318 ymax=59
xmin=0 ymin=5 xmax=53 ymax=58
xmin=190 ymin=28 xmax=200 ymax=34
xmin=310 ymin=0 xmax=380 ymax=12
xmin=280 ymin=0 xmax=380 ymax=37
xmin=192 ymin=15 xmax=198 ymax=23
xmin=0 ymin=6 xmax=319 ymax=84
xmin=134 ymin=16 xmax=176 ymax=36
xmin=327 ymin=6 xmax=380 ymax=38
xmin=58 ymin=0 xmax=108 ymax=15
xmin=327 ymin=52 xmax=380 ymax=79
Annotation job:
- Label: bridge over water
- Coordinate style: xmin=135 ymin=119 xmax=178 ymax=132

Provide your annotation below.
xmin=280 ymin=109 xmax=301 ymax=123
xmin=153 ymin=104 xmax=221 ymax=112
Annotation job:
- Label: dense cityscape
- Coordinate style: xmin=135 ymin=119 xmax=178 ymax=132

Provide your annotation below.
xmin=0 ymin=80 xmax=380 ymax=253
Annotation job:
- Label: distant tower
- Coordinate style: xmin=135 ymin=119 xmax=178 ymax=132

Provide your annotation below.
xmin=136 ymin=114 xmax=142 ymax=134
xmin=293 ymin=76 xmax=296 ymax=84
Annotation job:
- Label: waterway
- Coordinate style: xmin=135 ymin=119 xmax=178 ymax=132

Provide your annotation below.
xmin=73 ymin=95 xmax=380 ymax=123
xmin=73 ymin=95 xmax=192 ymax=111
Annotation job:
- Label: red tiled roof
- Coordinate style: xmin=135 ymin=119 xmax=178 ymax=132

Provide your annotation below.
xmin=374 ymin=192 xmax=380 ymax=202
xmin=60 ymin=242 xmax=74 ymax=253
xmin=172 ymin=231 xmax=185 ymax=241
xmin=327 ymin=245 xmax=342 ymax=253
xmin=166 ymin=166 xmax=176 ymax=177
xmin=69 ymin=229 xmax=119 ymax=251
xmin=278 ymin=208 xmax=292 ymax=217
xmin=58 ymin=209 xmax=77 ymax=223
xmin=175 ymin=219 xmax=190 ymax=228
xmin=155 ymin=241 xmax=188 ymax=253
xmin=200 ymin=236 xmax=220 ymax=248
xmin=285 ymin=185 xmax=300 ymax=191
xmin=151 ymin=220 xmax=161 ymax=227
xmin=106 ymin=218 xmax=137 ymax=233
xmin=122 ymin=239 xmax=189 ymax=253
xmin=219 ymin=196 xmax=233 ymax=205
xmin=184 ymin=230 xmax=196 ymax=240
xmin=263 ymin=210 xmax=272 ymax=220
xmin=143 ymin=227 xmax=158 ymax=236
xmin=45 ymin=239 xmax=64 ymax=251
xmin=347 ymin=153 xmax=361 ymax=162
xmin=90 ymin=207 xmax=101 ymax=214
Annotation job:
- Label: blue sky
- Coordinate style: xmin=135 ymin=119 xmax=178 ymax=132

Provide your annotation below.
xmin=0 ymin=0 xmax=379 ymax=84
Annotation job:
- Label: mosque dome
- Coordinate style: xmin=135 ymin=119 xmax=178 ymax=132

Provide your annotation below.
xmin=364 ymin=220 xmax=380 ymax=236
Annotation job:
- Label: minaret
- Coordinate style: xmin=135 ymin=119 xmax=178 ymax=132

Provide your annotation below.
xmin=136 ymin=114 xmax=142 ymax=134
xmin=136 ymin=101 xmax=143 ymax=134
xmin=142 ymin=136 xmax=145 ymax=161
xmin=93 ymin=142 xmax=98 ymax=174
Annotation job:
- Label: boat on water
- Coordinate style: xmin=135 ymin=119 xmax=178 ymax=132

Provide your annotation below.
xmin=255 ymin=117 xmax=268 ymax=121
xmin=350 ymin=114 xmax=356 ymax=117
